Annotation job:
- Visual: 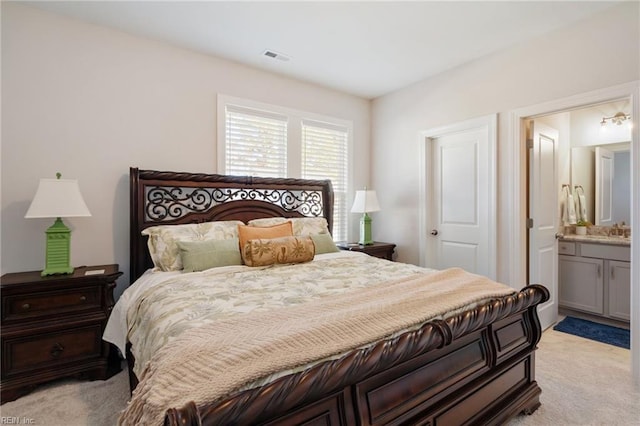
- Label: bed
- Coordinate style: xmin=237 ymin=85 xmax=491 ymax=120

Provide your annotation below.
xmin=109 ymin=167 xmax=549 ymax=426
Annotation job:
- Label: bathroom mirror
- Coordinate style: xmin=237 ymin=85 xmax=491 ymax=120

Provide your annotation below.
xmin=571 ymin=142 xmax=630 ymax=225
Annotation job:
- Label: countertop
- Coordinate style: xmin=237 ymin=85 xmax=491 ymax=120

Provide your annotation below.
xmin=559 ymin=234 xmax=631 ymax=247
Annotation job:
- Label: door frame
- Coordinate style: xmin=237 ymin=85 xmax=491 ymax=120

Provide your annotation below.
xmin=507 ymin=80 xmax=639 ymax=384
xmin=418 ymin=114 xmax=497 ymax=279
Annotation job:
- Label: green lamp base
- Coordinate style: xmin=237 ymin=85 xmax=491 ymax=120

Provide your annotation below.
xmin=358 ymin=212 xmax=374 ymax=245
xmin=42 ymin=217 xmax=74 ymax=276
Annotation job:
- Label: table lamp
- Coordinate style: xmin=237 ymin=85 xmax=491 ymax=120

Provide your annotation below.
xmin=350 ymin=189 xmax=380 ymax=245
xmin=25 ymin=173 xmax=91 ymax=276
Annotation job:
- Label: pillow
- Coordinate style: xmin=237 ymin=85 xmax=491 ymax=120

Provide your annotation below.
xmin=310 ymin=233 xmax=340 ymax=254
xmin=142 ymin=220 xmax=243 ymax=271
xmin=290 ymin=217 xmax=330 ymax=236
xmin=177 ymin=238 xmax=242 ymax=272
xmin=237 ymin=222 xmax=293 ymax=255
xmin=246 ymin=217 xmax=288 ymax=228
xmin=242 ymin=236 xmax=315 ymax=267
xmin=248 ymin=217 xmax=330 ymax=236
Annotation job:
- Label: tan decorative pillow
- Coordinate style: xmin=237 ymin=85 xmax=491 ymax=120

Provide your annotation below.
xmin=142 ymin=220 xmax=243 ymax=271
xmin=237 ymin=222 xmax=293 ymax=255
xmin=248 ymin=217 xmax=329 ymax=236
xmin=242 ymin=236 xmax=315 ymax=267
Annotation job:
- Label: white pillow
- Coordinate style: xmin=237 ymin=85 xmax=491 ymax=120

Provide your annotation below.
xmin=142 ymin=220 xmax=243 ymax=271
xmin=247 ymin=217 xmax=330 ymax=236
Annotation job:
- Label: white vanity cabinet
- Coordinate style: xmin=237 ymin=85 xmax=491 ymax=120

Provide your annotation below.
xmin=558 ymin=240 xmax=630 ymax=322
xmin=559 ymin=255 xmax=604 ymax=314
xmin=608 ymin=260 xmax=631 ymax=321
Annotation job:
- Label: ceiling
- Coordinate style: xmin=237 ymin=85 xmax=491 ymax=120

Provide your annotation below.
xmin=26 ymin=1 xmax=621 ymax=99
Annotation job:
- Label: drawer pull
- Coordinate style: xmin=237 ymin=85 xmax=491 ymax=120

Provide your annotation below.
xmin=22 ymin=303 xmax=30 ymax=310
xmin=50 ymin=343 xmax=65 ymax=358
xmin=79 ymin=295 xmax=87 ymax=302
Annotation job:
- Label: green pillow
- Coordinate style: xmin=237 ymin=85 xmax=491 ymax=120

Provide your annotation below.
xmin=310 ymin=234 xmax=340 ymax=254
xmin=176 ymin=238 xmax=242 ymax=272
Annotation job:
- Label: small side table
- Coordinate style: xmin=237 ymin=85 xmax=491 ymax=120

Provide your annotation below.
xmin=1 ymin=264 xmax=122 ymax=403
xmin=337 ymin=241 xmax=396 ymax=261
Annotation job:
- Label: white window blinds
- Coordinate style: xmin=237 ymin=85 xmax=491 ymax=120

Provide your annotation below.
xmin=224 ymin=105 xmax=288 ymax=177
xmin=301 ymin=120 xmax=349 ymax=242
xmin=219 ymin=96 xmax=351 ymax=242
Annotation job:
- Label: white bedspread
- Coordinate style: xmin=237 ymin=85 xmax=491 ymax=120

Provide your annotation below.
xmin=103 ymin=251 xmax=431 ymax=375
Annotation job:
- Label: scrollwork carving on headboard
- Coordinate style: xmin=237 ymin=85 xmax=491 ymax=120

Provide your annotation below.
xmin=145 ymin=186 xmax=324 ymax=222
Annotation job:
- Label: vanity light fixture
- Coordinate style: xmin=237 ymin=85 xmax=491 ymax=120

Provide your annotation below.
xmin=601 ymin=111 xmax=631 ymax=127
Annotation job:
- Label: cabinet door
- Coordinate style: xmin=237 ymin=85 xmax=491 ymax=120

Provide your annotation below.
xmin=608 ymin=260 xmax=631 ymax=321
xmin=559 ymin=255 xmax=604 ymax=314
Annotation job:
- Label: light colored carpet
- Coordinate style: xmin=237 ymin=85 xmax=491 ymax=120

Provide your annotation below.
xmin=1 ymin=328 xmax=638 ymax=425
xmin=0 ymin=364 xmax=129 ymax=426
xmin=507 ymin=328 xmax=639 ymax=426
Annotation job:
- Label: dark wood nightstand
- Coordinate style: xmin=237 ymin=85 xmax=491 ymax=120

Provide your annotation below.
xmin=337 ymin=241 xmax=396 ymax=261
xmin=1 ymin=264 xmax=122 ymax=403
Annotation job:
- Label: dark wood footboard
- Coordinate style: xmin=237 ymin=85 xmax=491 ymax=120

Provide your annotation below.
xmin=163 ymin=284 xmax=549 ymax=426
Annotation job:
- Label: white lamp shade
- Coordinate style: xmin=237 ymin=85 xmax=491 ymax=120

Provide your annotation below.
xmin=350 ymin=190 xmax=381 ymax=213
xmin=25 ymin=178 xmax=91 ymax=218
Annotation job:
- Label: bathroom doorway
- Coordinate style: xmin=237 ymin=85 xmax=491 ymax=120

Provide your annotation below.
xmin=508 ymin=81 xmax=639 ymax=383
xmin=527 ymin=100 xmax=631 ymax=331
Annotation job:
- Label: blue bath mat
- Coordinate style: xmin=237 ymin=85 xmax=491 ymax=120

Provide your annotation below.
xmin=553 ymin=316 xmax=630 ymax=349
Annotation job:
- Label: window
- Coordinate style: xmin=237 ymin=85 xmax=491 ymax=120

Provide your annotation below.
xmin=224 ymin=105 xmax=288 ymax=177
xmin=301 ymin=120 xmax=349 ymax=243
xmin=218 ymin=96 xmax=351 ymax=241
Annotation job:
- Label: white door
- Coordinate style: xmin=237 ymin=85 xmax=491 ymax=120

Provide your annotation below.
xmin=426 ymin=122 xmax=494 ymax=278
xmin=595 ymin=147 xmax=615 ymax=226
xmin=529 ymin=121 xmax=559 ymax=330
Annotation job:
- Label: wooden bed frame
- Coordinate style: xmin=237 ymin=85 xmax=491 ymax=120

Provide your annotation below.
xmin=128 ymin=167 xmax=549 ymax=426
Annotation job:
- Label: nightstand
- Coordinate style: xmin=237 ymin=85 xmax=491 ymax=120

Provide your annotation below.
xmin=1 ymin=264 xmax=122 ymax=403
xmin=337 ymin=241 xmax=396 ymax=261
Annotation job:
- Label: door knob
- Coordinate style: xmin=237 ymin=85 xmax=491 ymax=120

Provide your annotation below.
xmin=431 ymin=229 xmax=439 ymax=236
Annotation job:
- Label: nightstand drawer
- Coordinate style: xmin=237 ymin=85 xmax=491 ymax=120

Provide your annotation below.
xmin=2 ymin=285 xmax=101 ymax=323
xmin=2 ymin=324 xmax=103 ymax=375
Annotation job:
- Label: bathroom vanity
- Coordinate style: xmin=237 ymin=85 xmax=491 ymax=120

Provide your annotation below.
xmin=558 ymin=235 xmax=630 ymax=323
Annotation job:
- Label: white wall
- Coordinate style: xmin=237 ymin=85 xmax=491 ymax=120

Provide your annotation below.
xmin=1 ymin=4 xmax=370 ymax=296
xmin=371 ymin=2 xmax=639 ymax=283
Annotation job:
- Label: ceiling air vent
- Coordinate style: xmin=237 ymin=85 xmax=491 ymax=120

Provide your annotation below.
xmin=263 ymin=50 xmax=290 ymax=62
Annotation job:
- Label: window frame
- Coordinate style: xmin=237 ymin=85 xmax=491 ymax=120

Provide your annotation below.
xmin=217 ymin=94 xmax=353 ymax=241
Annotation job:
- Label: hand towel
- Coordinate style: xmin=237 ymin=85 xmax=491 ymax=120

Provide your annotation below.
xmin=575 ymin=187 xmax=588 ymax=223
xmin=562 ymin=186 xmax=577 ymax=226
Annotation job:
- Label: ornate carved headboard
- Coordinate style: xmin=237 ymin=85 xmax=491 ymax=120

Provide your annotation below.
xmin=129 ymin=168 xmax=334 ymax=283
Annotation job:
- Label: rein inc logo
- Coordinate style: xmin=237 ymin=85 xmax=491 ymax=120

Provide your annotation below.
xmin=0 ymin=418 xmax=35 ymax=425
